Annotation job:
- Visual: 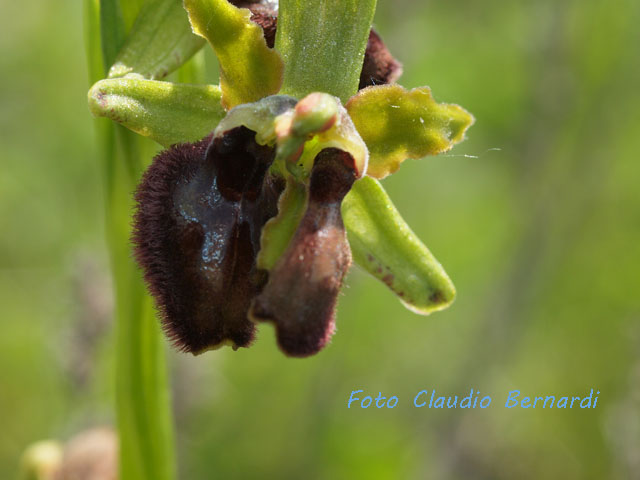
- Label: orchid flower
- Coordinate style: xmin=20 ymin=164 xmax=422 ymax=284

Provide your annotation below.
xmin=88 ymin=0 xmax=474 ymax=357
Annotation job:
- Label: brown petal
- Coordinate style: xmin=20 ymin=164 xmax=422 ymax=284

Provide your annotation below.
xmin=133 ymin=127 xmax=283 ymax=354
xmin=359 ymin=29 xmax=403 ymax=89
xmin=251 ymin=148 xmax=357 ymax=357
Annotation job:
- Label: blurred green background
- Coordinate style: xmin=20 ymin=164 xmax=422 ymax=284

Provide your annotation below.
xmin=2 ymin=0 xmax=639 ymax=478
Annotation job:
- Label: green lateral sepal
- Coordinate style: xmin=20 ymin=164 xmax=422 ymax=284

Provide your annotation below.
xmin=342 ymin=176 xmax=456 ymax=314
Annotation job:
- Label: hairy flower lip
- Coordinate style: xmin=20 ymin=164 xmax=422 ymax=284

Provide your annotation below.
xmin=133 ymin=127 xmax=283 ymax=354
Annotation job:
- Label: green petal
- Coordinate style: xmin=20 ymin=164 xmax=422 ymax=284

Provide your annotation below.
xmin=276 ymin=0 xmax=377 ymax=103
xmin=342 ymin=176 xmax=456 ymax=314
xmin=88 ymin=78 xmax=225 ymax=146
xmin=257 ymin=177 xmax=307 ymax=271
xmin=108 ymin=0 xmax=205 ymax=80
xmin=184 ymin=0 xmax=284 ymax=109
xmin=346 ymin=85 xmax=475 ymax=179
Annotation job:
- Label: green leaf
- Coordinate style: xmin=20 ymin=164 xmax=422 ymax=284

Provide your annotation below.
xmin=100 ymin=0 xmax=127 ymax=71
xmin=276 ymin=0 xmax=377 ymax=103
xmin=84 ymin=0 xmax=104 ymax=83
xmin=342 ymin=176 xmax=456 ymax=314
xmin=346 ymin=85 xmax=475 ymax=178
xmin=119 ymin=0 xmax=146 ymax=32
xmin=109 ymin=0 xmax=205 ymax=80
xmin=184 ymin=0 xmax=284 ymax=109
xmin=88 ymin=78 xmax=225 ymax=146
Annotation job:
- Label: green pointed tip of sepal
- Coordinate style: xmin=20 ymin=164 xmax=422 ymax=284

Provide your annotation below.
xmin=347 ymin=84 xmax=475 ymax=179
xmin=184 ymin=0 xmax=284 ymax=109
xmin=88 ymin=78 xmax=225 ymax=146
xmin=342 ymin=176 xmax=456 ymax=314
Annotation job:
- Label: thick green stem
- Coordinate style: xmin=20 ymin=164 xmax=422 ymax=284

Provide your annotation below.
xmin=85 ymin=1 xmax=176 ymax=479
xmin=109 ymin=127 xmax=176 ymax=480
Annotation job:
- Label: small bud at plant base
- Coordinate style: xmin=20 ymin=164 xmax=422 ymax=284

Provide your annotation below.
xmin=19 ymin=441 xmax=63 ymax=480
xmin=55 ymin=428 xmax=118 ymax=480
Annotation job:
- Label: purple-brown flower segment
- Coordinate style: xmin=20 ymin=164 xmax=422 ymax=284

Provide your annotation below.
xmin=359 ymin=29 xmax=403 ymax=89
xmin=133 ymin=127 xmax=283 ymax=354
xmin=251 ymin=148 xmax=357 ymax=357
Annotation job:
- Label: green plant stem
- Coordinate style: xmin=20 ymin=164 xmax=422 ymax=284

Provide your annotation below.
xmin=85 ymin=1 xmax=176 ymax=479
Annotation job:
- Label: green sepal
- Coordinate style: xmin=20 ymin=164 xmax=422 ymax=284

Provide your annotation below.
xmin=184 ymin=0 xmax=284 ymax=109
xmin=346 ymin=85 xmax=475 ymax=179
xmin=108 ymin=0 xmax=205 ymax=80
xmin=88 ymin=78 xmax=225 ymax=146
xmin=342 ymin=176 xmax=456 ymax=314
xmin=276 ymin=0 xmax=377 ymax=103
xmin=257 ymin=177 xmax=307 ymax=271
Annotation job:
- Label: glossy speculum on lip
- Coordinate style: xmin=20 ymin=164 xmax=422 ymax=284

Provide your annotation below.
xmin=133 ymin=126 xmax=283 ymax=354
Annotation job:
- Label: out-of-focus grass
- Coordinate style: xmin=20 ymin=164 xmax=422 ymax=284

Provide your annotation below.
xmin=1 ymin=0 xmax=639 ymax=479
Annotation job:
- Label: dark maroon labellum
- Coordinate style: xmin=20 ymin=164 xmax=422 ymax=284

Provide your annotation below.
xmin=251 ymin=148 xmax=357 ymax=357
xmin=134 ymin=127 xmax=283 ymax=354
